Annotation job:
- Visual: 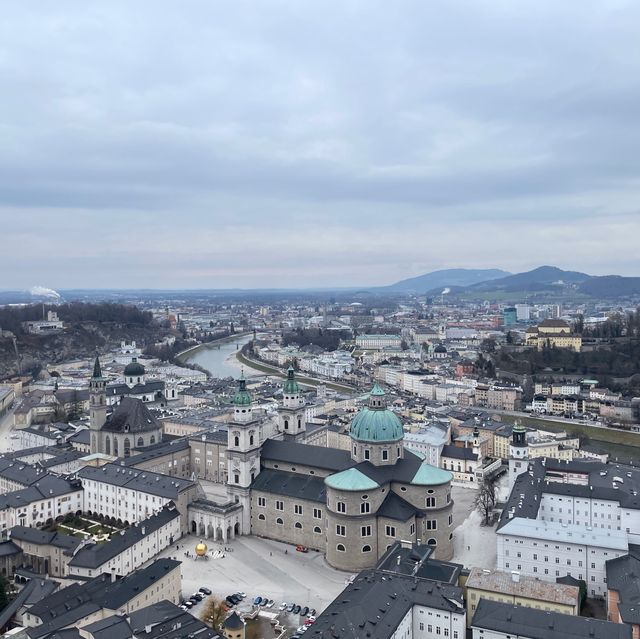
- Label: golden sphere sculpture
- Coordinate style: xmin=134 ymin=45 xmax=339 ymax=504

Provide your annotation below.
xmin=195 ymin=541 xmax=208 ymax=557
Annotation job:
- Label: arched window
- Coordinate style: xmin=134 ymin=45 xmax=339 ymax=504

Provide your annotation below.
xmin=105 ymin=437 xmax=110 ymax=455
xmin=150 ymin=435 xmax=155 ymax=445
xmin=258 ymin=514 xmax=266 ymax=521
xmin=249 ymin=433 xmax=254 ymax=446
xmin=336 ymin=544 xmax=346 ymax=552
xmin=123 ymin=438 xmax=130 ymax=458
xmin=137 ymin=437 xmax=144 ymax=448
xmin=426 ymin=497 xmax=436 ymax=508
xmin=113 ymin=438 xmax=118 ymax=456
xmin=427 ymin=538 xmax=437 ymax=546
xmin=234 ymin=435 xmax=240 ymax=447
xmin=353 ymin=445 xmax=357 ymax=456
xmin=362 ymin=545 xmax=372 ymax=553
xmin=276 ymin=517 xmax=283 ymax=525
xmin=313 ymin=526 xmax=322 ymax=534
xmin=297 ymin=419 xmax=301 ymax=429
xmin=295 ymin=522 xmax=302 ymax=529
xmin=284 ymin=419 xmax=289 ymax=430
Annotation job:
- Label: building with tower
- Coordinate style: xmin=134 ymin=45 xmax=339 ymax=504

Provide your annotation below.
xmin=279 ymin=366 xmax=307 ymax=443
xmin=89 ymin=356 xmax=164 ymax=457
xmin=508 ymin=422 xmax=529 ymax=491
xmin=248 ymin=380 xmax=455 ymax=572
xmin=104 ymin=356 xmax=177 ymax=406
xmin=226 ymin=375 xmax=263 ymax=534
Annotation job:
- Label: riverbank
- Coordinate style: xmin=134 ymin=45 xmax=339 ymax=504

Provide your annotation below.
xmin=236 ymin=350 xmax=357 ymax=394
xmin=175 ymin=332 xmax=252 ymax=363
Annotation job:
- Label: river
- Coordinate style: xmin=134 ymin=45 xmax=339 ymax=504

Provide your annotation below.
xmin=181 ymin=334 xmax=257 ymax=379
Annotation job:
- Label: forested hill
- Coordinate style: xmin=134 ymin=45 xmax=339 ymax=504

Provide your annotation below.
xmin=0 ymin=302 xmax=165 ymax=380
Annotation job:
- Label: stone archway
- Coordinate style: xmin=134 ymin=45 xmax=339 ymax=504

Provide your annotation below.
xmin=227 ymin=525 xmax=232 ymax=540
xmin=199 ymin=521 xmax=206 ymax=536
xmin=234 ymin=522 xmax=240 ymax=536
xmin=215 ymin=526 xmax=223 ymax=541
xmin=207 ymin=523 xmax=214 ymax=539
xmin=191 ymin=520 xmax=197 ymax=534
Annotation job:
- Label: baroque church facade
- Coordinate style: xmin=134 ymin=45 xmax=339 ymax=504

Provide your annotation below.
xmin=224 ymin=369 xmax=455 ymax=571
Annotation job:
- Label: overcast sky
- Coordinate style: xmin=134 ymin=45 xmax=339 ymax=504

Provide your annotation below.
xmin=1 ymin=1 xmax=639 ymax=290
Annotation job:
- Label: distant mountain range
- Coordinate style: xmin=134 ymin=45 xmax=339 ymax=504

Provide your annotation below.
xmin=384 ymin=268 xmax=511 ymax=293
xmin=385 ymin=265 xmax=640 ymax=299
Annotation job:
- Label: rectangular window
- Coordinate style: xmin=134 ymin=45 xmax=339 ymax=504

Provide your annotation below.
xmin=427 ymin=520 xmax=437 ymax=530
xmin=275 ymin=500 xmax=284 ymax=511
xmin=361 ymin=525 xmax=372 ymax=537
xmin=337 ymin=501 xmax=346 ymax=513
xmin=336 ymin=525 xmax=346 ymax=537
xmin=294 ymin=504 xmax=303 ymax=515
xmin=385 ymin=525 xmax=396 ymax=537
xmin=360 ymin=502 xmax=370 ymax=514
xmin=257 ymin=497 xmax=266 ymax=507
xmin=313 ymin=508 xmax=322 ymax=519
xmin=382 ymin=450 xmax=389 ymax=460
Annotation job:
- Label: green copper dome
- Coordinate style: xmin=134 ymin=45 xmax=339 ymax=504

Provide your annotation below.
xmin=350 ymin=385 xmax=404 ymax=443
xmin=233 ymin=375 xmax=252 ymax=407
xmin=325 ymin=468 xmax=379 ymax=491
xmin=283 ymin=366 xmax=299 ymax=395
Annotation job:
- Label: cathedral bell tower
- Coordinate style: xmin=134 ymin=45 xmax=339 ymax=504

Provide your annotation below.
xmin=89 ymin=355 xmax=107 ymax=454
xmin=278 ymin=366 xmax=306 ymax=443
xmin=226 ymin=374 xmax=261 ymax=534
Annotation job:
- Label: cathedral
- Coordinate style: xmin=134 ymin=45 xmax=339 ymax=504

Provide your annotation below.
xmin=225 ymin=368 xmax=455 ymax=572
xmin=88 ymin=358 xmax=455 ymax=572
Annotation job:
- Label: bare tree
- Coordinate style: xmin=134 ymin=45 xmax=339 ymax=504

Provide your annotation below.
xmin=476 ymin=477 xmax=497 ymax=526
xmin=200 ymin=598 xmax=228 ymax=631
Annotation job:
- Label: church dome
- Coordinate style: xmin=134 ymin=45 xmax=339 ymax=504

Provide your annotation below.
xmin=124 ymin=359 xmax=145 ymax=376
xmin=350 ymin=384 xmax=404 ymax=443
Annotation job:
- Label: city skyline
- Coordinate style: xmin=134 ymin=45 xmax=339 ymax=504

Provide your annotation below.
xmin=1 ymin=2 xmax=640 ymax=288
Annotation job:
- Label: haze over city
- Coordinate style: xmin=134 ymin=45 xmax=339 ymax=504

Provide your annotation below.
xmin=1 ymin=2 xmax=640 ymax=289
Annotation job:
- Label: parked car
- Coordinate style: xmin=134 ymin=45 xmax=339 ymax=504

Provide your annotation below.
xmin=191 ymin=593 xmax=203 ymax=601
xmin=296 ymin=627 xmax=308 ymax=634
xmin=279 ymin=602 xmax=288 ymax=611
xmin=293 ymin=604 xmax=301 ymax=614
xmin=179 ymin=605 xmax=188 ymax=611
xmin=295 ymin=545 xmax=309 ymax=553
xmin=253 ymin=596 xmax=263 ymax=606
xmin=266 ymin=599 xmax=275 ymax=608
xmin=260 ymin=598 xmax=268 ymax=607
xmin=226 ymin=596 xmax=238 ymax=606
xmin=230 ymin=594 xmax=242 ymax=604
xmin=199 ymin=587 xmax=212 ymax=595
xmin=184 ymin=601 xmax=194 ymax=608
xmin=308 ymin=609 xmax=317 ymax=617
xmin=237 ymin=592 xmax=246 ymax=598
xmin=301 ymin=606 xmax=309 ymax=616
xmin=287 ymin=603 xmax=296 ymax=613
xmin=304 ymin=618 xmax=315 ymax=626
xmin=234 ymin=592 xmax=245 ymax=600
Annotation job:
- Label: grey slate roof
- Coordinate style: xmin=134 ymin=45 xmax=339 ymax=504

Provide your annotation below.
xmin=305 ymin=568 xmax=464 ymax=639
xmin=123 ymin=438 xmax=190 ymax=467
xmin=251 ymin=468 xmax=327 ymax=503
xmin=261 ymin=438 xmax=353 ymax=471
xmin=0 ymin=540 xmax=22 ymax=557
xmin=77 ymin=463 xmax=195 ymax=499
xmin=10 ymin=526 xmax=82 ymax=552
xmin=101 ymin=397 xmax=162 ymax=434
xmin=376 ymin=491 xmax=418 ymax=521
xmin=441 ymin=444 xmax=478 ymax=461
xmin=106 ymin=380 xmax=165 ymax=398
xmin=27 ymin=559 xmax=181 ymax=639
xmin=471 ymin=599 xmax=631 ymax=639
xmin=68 ymin=504 xmax=180 ymax=569
xmin=606 ymin=552 xmax=640 ymax=623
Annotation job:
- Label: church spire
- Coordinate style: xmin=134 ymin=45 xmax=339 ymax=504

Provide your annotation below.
xmin=92 ymin=353 xmax=103 ymax=379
